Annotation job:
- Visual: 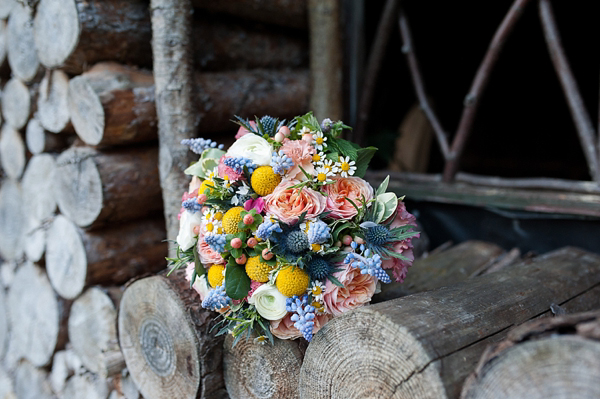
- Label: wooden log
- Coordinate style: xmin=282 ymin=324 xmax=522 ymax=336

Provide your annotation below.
xmin=62 ymin=373 xmax=109 ymax=399
xmin=7 ymin=3 xmax=41 ymax=82
xmin=0 ymin=20 xmax=9 ymax=75
xmin=118 ymin=270 xmax=228 ymax=399
xmin=0 ymin=0 xmax=13 ymax=19
xmin=33 ymin=0 xmax=152 ymax=73
xmin=22 ymin=153 xmax=57 ymax=221
xmin=0 ymin=260 xmax=18 ymax=289
xmin=68 ymin=287 xmax=125 ymax=377
xmin=37 ymin=70 xmax=74 ymax=133
xmin=25 ymin=118 xmax=72 ymax=154
xmin=192 ymin=0 xmax=308 ymax=29
xmin=67 ymin=63 xmax=156 ymax=147
xmin=22 ymin=214 xmax=45 ymax=262
xmin=2 ymin=77 xmax=33 ymax=129
xmin=0 ymin=285 xmax=7 ymax=359
xmin=299 ymin=247 xmax=600 ymax=399
xmin=54 ymin=145 xmax=162 ymax=228
xmin=0 ymin=179 xmax=25 ymax=260
xmin=7 ymin=262 xmax=69 ymax=367
xmin=50 ymin=350 xmax=73 ymax=396
xmin=0 ymin=125 xmax=26 ymax=179
xmin=14 ymin=360 xmax=55 ymax=399
xmin=461 ymin=310 xmax=600 ymax=399
xmin=0 ymin=364 xmax=16 ymax=399
xmin=46 ymin=215 xmax=167 ymax=300
xmin=110 ymin=372 xmax=142 ymax=399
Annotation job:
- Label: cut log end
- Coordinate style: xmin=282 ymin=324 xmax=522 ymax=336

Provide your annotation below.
xmin=2 ymin=77 xmax=31 ymax=130
xmin=22 ymin=153 xmax=57 ymax=221
xmin=0 ymin=124 xmax=26 ymax=180
xmin=38 ymin=69 xmax=72 ymax=133
xmin=0 ymin=179 xmax=25 ymax=260
xmin=14 ymin=360 xmax=54 ymax=399
xmin=68 ymin=75 xmax=105 ymax=145
xmin=7 ymin=3 xmax=40 ymax=82
xmin=63 ymin=373 xmax=109 ymax=399
xmin=33 ymin=0 xmax=80 ymax=68
xmin=0 ymin=287 xmax=7 ymax=359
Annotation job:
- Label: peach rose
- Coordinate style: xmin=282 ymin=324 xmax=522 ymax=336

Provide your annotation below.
xmin=280 ymin=139 xmax=315 ymax=180
xmin=322 ymin=177 xmax=374 ymax=219
xmin=381 ymin=202 xmax=419 ymax=282
xmin=270 ymin=312 xmax=332 ymax=340
xmin=323 ymin=263 xmax=376 ymax=316
xmin=263 ymin=179 xmax=327 ymax=224
xmin=197 ymin=230 xmax=225 ymax=265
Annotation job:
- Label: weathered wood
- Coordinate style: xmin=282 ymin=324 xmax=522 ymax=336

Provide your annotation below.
xmin=118 ymin=270 xmax=228 ymax=399
xmin=22 ymin=214 xmax=45 ymax=262
xmin=0 ymin=125 xmax=26 ymax=180
xmin=110 ymin=372 xmax=142 ymax=399
xmin=0 ymin=179 xmax=25 ymax=260
xmin=25 ymin=118 xmax=72 ymax=154
xmin=389 ymin=103 xmax=434 ymax=173
xmin=62 ymin=373 xmax=109 ymax=399
xmin=299 ymin=247 xmax=600 ymax=399
xmin=7 ymin=3 xmax=41 ymax=82
xmin=0 ymin=285 xmax=7 ymax=359
xmin=2 ymin=77 xmax=33 ymax=129
xmin=68 ymin=287 xmax=125 ymax=377
xmin=37 ymin=70 xmax=74 ymax=133
xmin=150 ymin=0 xmax=196 ymax=253
xmin=50 ymin=350 xmax=73 ymax=396
xmin=7 ymin=262 xmax=68 ymax=367
xmin=192 ymin=0 xmax=308 ymax=29
xmin=54 ymin=146 xmax=162 ymax=228
xmin=46 ymin=215 xmax=167 ymax=300
xmin=68 ymin=63 xmax=156 ymax=147
xmin=308 ymin=0 xmax=342 ymax=121
xmin=33 ymin=0 xmax=152 ymax=73
xmin=22 ymin=153 xmax=57 ymax=221
xmin=14 ymin=360 xmax=55 ymax=399
xmin=0 ymin=20 xmax=9 ymax=75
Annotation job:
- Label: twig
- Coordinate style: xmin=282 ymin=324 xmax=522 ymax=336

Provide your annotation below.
xmin=538 ymin=0 xmax=600 ymax=183
xmin=398 ymin=9 xmax=450 ymax=159
xmin=443 ymin=0 xmax=533 ymax=182
xmin=354 ymin=0 xmax=399 ymax=145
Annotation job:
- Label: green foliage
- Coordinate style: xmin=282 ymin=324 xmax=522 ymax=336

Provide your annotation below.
xmin=353 ymin=147 xmax=378 ymax=178
xmin=225 ymin=264 xmax=251 ymax=300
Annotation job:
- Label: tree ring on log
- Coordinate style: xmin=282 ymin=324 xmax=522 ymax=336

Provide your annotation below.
xmin=68 ymin=75 xmax=105 ymax=145
xmin=119 ymin=276 xmax=201 ymax=399
xmin=33 ymin=0 xmax=80 ymax=69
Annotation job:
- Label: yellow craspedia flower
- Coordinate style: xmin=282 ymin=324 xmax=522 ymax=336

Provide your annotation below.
xmin=245 ymin=256 xmax=275 ymax=283
xmin=276 ymin=266 xmax=310 ymax=297
xmin=207 ymin=264 xmax=225 ymax=287
xmin=222 ymin=206 xmax=245 ymax=234
xmin=251 ymin=166 xmax=281 ymax=196
xmin=198 ymin=180 xmax=215 ymax=195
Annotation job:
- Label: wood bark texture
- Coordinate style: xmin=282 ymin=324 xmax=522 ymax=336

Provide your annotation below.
xmin=308 ymin=0 xmax=343 ymax=121
xmin=150 ymin=0 xmax=197 ymax=252
xmin=192 ymin=0 xmax=308 ymax=29
xmin=118 ymin=270 xmax=228 ymax=399
xmin=299 ymin=247 xmax=600 ymax=399
xmin=54 ymin=145 xmax=162 ymax=229
xmin=7 ymin=3 xmax=40 ymax=82
xmin=25 ymin=118 xmax=72 ymax=154
xmin=37 ymin=69 xmax=73 ymax=133
xmin=14 ymin=360 xmax=55 ymax=399
xmin=461 ymin=310 xmax=600 ymax=399
xmin=46 ymin=215 xmax=167 ymax=300
xmin=2 ymin=77 xmax=32 ymax=130
xmin=0 ymin=179 xmax=25 ymax=260
xmin=68 ymin=63 xmax=156 ymax=147
xmin=33 ymin=0 xmax=152 ymax=73
xmin=0 ymin=125 xmax=26 ymax=180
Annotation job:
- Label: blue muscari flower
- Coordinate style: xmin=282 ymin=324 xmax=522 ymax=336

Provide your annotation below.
xmin=344 ymin=250 xmax=391 ymax=284
xmin=224 ymin=157 xmax=257 ymax=174
xmin=270 ymin=151 xmax=294 ymax=175
xmin=201 ymin=285 xmax=231 ymax=311
xmin=204 ymin=233 xmax=226 ymax=253
xmin=256 ymin=219 xmax=283 ymax=240
xmin=182 ymin=198 xmax=203 ymax=213
xmin=286 ymin=295 xmax=316 ymax=342
xmin=307 ymin=219 xmax=331 ymax=244
xmin=181 ymin=138 xmax=224 ymax=154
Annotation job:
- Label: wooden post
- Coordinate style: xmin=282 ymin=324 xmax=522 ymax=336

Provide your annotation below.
xmin=299 ymin=247 xmax=600 ymax=399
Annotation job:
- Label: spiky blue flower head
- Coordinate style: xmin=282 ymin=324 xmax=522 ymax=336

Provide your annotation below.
xmin=307 ymin=256 xmax=331 ymax=280
xmin=286 ymin=295 xmax=316 ymax=342
xmin=307 ymin=219 xmax=331 ymax=244
xmin=256 ymin=219 xmax=283 ymax=240
xmin=181 ymin=138 xmax=224 ymax=154
xmin=223 ymin=157 xmax=257 ymax=174
xmin=321 ymin=118 xmax=333 ymax=133
xmin=260 ymin=115 xmax=278 ymax=136
xmin=270 ymin=151 xmax=294 ymax=175
xmin=182 ymin=198 xmax=203 ymax=213
xmin=204 ymin=233 xmax=226 ymax=253
xmin=365 ymin=225 xmax=390 ymax=246
xmin=201 ymin=285 xmax=231 ymax=311
xmin=286 ymin=230 xmax=309 ymax=253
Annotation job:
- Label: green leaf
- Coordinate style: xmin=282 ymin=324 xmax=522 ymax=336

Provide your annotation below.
xmin=332 ymin=222 xmax=353 ymax=242
xmin=193 ymin=245 xmax=207 ymax=276
xmin=377 ymin=192 xmax=398 ymax=222
xmin=334 ymin=138 xmax=358 ymax=161
xmin=353 ymin=147 xmax=378 ymax=178
xmin=376 ymin=175 xmax=390 ymax=196
xmin=325 ymin=151 xmax=339 ymax=162
xmin=190 ymin=269 xmax=197 ymax=289
xmin=225 ymin=264 xmax=251 ymax=300
xmin=327 ymin=274 xmax=344 ymax=287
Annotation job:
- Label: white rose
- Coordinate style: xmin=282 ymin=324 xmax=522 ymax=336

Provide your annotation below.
xmin=248 ymin=284 xmax=288 ymax=320
xmin=226 ymin=134 xmax=273 ymax=165
xmin=176 ymin=210 xmax=202 ymax=251
xmin=192 ymin=274 xmax=211 ymax=301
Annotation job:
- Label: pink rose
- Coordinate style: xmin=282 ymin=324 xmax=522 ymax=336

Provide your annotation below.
xmin=280 ymin=139 xmax=315 ymax=180
xmin=381 ymin=202 xmax=419 ymax=282
xmin=270 ymin=312 xmax=332 ymax=340
xmin=235 ymin=121 xmax=256 ymax=139
xmin=218 ymin=155 xmax=245 ymax=181
xmin=263 ymin=179 xmax=327 ymax=224
xmin=322 ymin=177 xmax=374 ymax=219
xmin=323 ymin=263 xmax=377 ymax=316
xmin=197 ymin=230 xmax=225 ymax=265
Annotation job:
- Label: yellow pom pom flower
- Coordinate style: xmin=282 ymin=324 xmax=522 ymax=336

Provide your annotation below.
xmin=222 ymin=206 xmax=245 ymax=234
xmin=245 ymin=256 xmax=276 ymax=283
xmin=251 ymin=166 xmax=281 ymax=196
xmin=276 ymin=266 xmax=310 ymax=297
xmin=198 ymin=180 xmax=215 ymax=195
xmin=207 ymin=264 xmax=225 ymax=287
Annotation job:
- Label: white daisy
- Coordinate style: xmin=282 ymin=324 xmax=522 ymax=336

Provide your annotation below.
xmin=309 ymin=280 xmax=326 ymax=302
xmin=312 ymin=131 xmax=328 ymax=151
xmin=313 ymin=166 xmax=334 ymax=184
xmin=311 ymin=151 xmax=326 ymax=166
xmin=338 ymin=156 xmax=357 ymax=177
xmin=322 ymin=159 xmax=339 ymax=174
xmin=202 ymin=208 xmax=223 ymax=234
xmin=300 ymin=126 xmax=313 ymax=135
xmin=207 ymin=167 xmax=219 ymax=180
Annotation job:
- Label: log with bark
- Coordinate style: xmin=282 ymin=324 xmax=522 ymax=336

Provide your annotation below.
xmin=461 ymin=310 xmax=600 ymax=399
xmin=0 ymin=125 xmax=26 ymax=180
xmin=299 ymin=247 xmax=600 ymax=399
xmin=45 ymin=215 xmax=167 ymax=300
xmin=25 ymin=118 xmax=73 ymax=155
xmin=37 ymin=69 xmax=74 ymax=133
xmin=53 ymin=145 xmax=162 ymax=228
xmin=2 ymin=77 xmax=34 ymax=130
xmin=68 ymin=286 xmax=125 ymax=377
xmin=7 ymin=3 xmax=41 ymax=82
xmin=118 ymin=269 xmax=228 ymax=399
xmin=0 ymin=179 xmax=25 ymax=260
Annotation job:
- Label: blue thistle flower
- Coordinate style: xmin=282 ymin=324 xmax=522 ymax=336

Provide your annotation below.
xmin=307 ymin=220 xmax=330 ymax=244
xmin=223 ymin=157 xmax=257 ymax=174
xmin=307 ymin=256 xmax=331 ymax=280
xmin=286 ymin=295 xmax=316 ymax=342
xmin=181 ymin=138 xmax=224 ymax=154
xmin=260 ymin=115 xmax=278 ymax=136
xmin=270 ymin=151 xmax=294 ymax=175
xmin=201 ymin=285 xmax=231 ymax=311
xmin=286 ymin=230 xmax=309 ymax=253
xmin=204 ymin=233 xmax=226 ymax=253
xmin=182 ymin=198 xmax=202 ymax=213
xmin=256 ymin=219 xmax=283 ymax=240
xmin=365 ymin=225 xmax=390 ymax=246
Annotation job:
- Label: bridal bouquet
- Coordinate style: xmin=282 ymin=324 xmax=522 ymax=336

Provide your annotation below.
xmin=170 ymin=112 xmax=419 ymax=345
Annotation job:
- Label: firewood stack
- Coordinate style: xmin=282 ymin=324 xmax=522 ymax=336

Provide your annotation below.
xmin=0 ymin=0 xmax=310 ymax=398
